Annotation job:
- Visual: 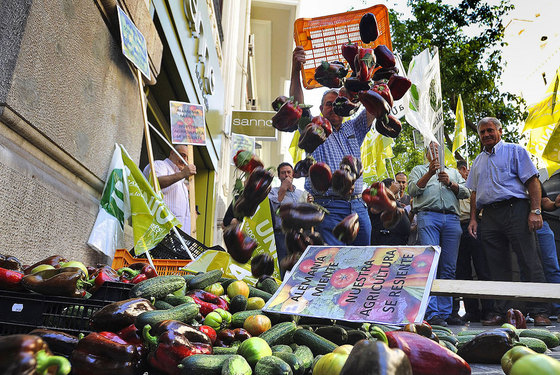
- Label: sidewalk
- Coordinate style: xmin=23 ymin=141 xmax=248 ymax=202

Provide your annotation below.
xmin=447 ymin=320 xmax=560 ymax=374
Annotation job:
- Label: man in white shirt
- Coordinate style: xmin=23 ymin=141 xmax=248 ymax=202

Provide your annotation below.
xmin=143 ymin=145 xmax=196 ymax=235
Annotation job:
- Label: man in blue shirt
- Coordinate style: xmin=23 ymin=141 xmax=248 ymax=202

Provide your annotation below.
xmin=289 ymin=46 xmax=375 ymax=245
xmin=466 ymin=117 xmax=551 ymax=326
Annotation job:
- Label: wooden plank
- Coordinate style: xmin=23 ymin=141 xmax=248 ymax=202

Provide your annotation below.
xmin=431 ymin=279 xmax=560 ymax=302
xmin=187 ymin=145 xmax=197 ymax=238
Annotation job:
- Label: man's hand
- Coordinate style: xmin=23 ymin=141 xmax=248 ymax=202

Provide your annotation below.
xmin=180 ymin=164 xmax=197 ymax=178
xmin=428 ymin=158 xmax=440 ymax=176
xmin=437 ymin=171 xmax=450 ymax=186
xmin=468 ymin=218 xmax=478 ymax=238
xmin=307 ymin=194 xmax=314 ymax=203
xmin=280 ymin=176 xmax=293 ymax=192
xmin=555 ymin=194 xmax=560 ymax=209
xmin=292 ymin=46 xmax=306 ymax=73
xmin=528 ymin=212 xmax=543 ymax=232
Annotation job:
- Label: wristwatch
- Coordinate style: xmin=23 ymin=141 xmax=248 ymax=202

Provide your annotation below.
xmin=530 ymin=209 xmax=542 ymax=215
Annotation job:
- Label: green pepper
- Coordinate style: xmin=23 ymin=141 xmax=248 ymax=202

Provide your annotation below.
xmin=237 ymin=337 xmax=272 ymax=367
xmin=501 ymin=346 xmax=536 ymax=375
xmin=510 ymin=353 xmax=560 ymax=375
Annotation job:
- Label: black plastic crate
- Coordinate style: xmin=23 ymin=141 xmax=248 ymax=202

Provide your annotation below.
xmin=135 ymin=228 xmax=224 ymax=260
xmin=0 ymin=290 xmax=110 ymax=336
xmin=89 ymin=281 xmax=134 ymax=302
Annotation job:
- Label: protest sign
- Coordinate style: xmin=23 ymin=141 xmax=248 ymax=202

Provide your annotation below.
xmin=170 ymin=101 xmax=206 ymax=145
xmin=263 ymin=245 xmax=440 ymax=325
xmin=117 ymin=5 xmax=150 ymax=80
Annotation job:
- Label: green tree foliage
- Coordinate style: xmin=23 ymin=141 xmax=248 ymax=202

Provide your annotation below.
xmin=387 ymin=0 xmax=525 ymax=174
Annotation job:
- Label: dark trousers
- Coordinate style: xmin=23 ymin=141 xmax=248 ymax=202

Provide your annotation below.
xmin=480 ymin=199 xmax=549 ymax=315
xmin=452 ymin=221 xmax=494 ymax=319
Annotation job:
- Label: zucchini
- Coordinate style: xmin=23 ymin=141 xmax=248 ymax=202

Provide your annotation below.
xmin=273 ymin=352 xmax=305 ymax=375
xmin=248 ymin=285 xmax=273 ymax=301
xmin=188 ymin=269 xmax=223 ymax=290
xmin=220 ymin=277 xmax=237 ymax=289
xmin=457 ymin=329 xmax=486 ymax=336
xmin=314 ymin=326 xmax=348 ymax=345
xmin=292 ymin=329 xmax=338 ymax=356
xmin=254 ymin=356 xmax=292 ymax=375
xmin=440 ymin=340 xmax=458 ymax=353
xmin=272 ymin=344 xmax=293 ymax=353
xmin=232 ymin=309 xmax=263 ymax=328
xmin=292 ymin=345 xmax=313 ymax=372
xmin=259 ymin=322 xmax=298 ymax=346
xmin=230 ymin=295 xmax=248 ymax=314
xmin=519 ymin=329 xmax=559 ymax=348
xmin=256 ymin=278 xmax=279 ymax=294
xmin=154 ymin=300 xmax=174 ymax=310
xmin=437 ymin=334 xmax=459 ymax=346
xmin=130 ymin=275 xmax=186 ymax=300
xmin=430 ymin=324 xmax=453 ymax=335
xmin=519 ymin=337 xmax=548 ymax=353
xmin=221 ymin=355 xmax=252 ymax=375
xmin=213 ymin=347 xmax=239 ymax=355
xmin=135 ymin=302 xmax=199 ymax=329
xmin=165 ymin=294 xmax=195 ymax=306
xmin=179 ymin=354 xmax=235 ymax=375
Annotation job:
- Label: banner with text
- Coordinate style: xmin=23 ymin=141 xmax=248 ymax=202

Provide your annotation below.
xmin=231 ymin=110 xmax=277 ymax=139
xmin=170 ymin=101 xmax=206 ymax=145
xmin=263 ymin=245 xmax=440 ymax=325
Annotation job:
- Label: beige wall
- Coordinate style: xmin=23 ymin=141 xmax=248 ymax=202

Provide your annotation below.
xmin=0 ymin=0 xmax=147 ymax=265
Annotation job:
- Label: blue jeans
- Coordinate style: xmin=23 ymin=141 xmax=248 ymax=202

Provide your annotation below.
xmin=417 ymin=211 xmax=462 ymax=321
xmin=315 ymin=198 xmax=371 ymax=246
xmin=536 ymin=221 xmax=560 ymax=314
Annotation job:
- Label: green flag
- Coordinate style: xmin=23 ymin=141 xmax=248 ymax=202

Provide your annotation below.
xmin=120 ymin=145 xmax=180 ymax=255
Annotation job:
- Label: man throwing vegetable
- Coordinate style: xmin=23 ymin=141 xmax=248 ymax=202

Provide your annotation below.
xmin=289 ymin=46 xmax=375 ymax=246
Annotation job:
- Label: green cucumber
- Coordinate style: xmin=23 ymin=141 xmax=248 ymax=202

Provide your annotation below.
xmin=188 ymin=269 xmax=223 ymax=290
xmin=256 ymin=278 xmax=279 ymax=295
xmin=154 ymin=300 xmax=174 ymax=310
xmin=430 ymin=324 xmax=453 ymax=335
xmin=220 ymin=277 xmax=237 ymax=289
xmin=272 ymin=345 xmax=293 ymax=353
xmin=165 ymin=294 xmax=195 ymax=306
xmin=292 ymin=345 xmax=313 ymax=372
xmin=259 ymin=322 xmax=298 ymax=346
xmin=214 ymin=347 xmax=240 ymax=355
xmin=231 ymin=309 xmax=263 ymax=328
xmin=248 ymin=285 xmax=273 ymax=301
xmin=314 ymin=326 xmax=348 ymax=345
xmin=519 ymin=329 xmax=559 ymax=348
xmin=457 ymin=329 xmax=486 ymax=336
xmin=221 ymin=355 xmax=252 ymax=375
xmin=437 ymin=334 xmax=459 ymax=346
xmin=179 ymin=354 xmax=235 ymax=375
xmin=519 ymin=337 xmax=548 ymax=353
xmin=440 ymin=340 xmax=458 ymax=353
xmin=135 ymin=302 xmax=199 ymax=329
xmin=230 ymin=295 xmax=248 ymax=314
xmin=130 ymin=275 xmax=186 ymax=300
xmin=346 ymin=329 xmax=370 ymax=344
xmin=272 ymin=352 xmax=304 ymax=375
xmin=292 ymin=328 xmax=338 ymax=356
xmin=254 ymin=356 xmax=292 ymax=375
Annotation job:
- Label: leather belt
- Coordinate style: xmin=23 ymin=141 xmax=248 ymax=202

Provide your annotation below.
xmin=314 ymin=194 xmax=361 ymax=202
xmin=483 ymin=197 xmax=525 ymax=209
xmin=420 ymin=208 xmax=457 ymax=215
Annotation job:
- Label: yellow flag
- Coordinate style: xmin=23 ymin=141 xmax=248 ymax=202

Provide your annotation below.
xmin=289 ymin=132 xmax=305 ymax=164
xmin=444 ymin=144 xmax=456 ymax=167
xmin=523 ymin=67 xmax=560 ymax=132
xmin=452 ymin=94 xmax=466 ymax=153
xmin=361 ymin=130 xmax=394 ymax=185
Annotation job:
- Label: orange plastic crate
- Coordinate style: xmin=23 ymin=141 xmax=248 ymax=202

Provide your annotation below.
xmin=112 ymin=249 xmax=191 ymax=276
xmin=294 ymin=5 xmax=392 ymax=89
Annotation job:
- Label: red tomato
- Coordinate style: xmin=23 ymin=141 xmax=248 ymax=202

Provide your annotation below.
xmin=198 ymin=325 xmax=217 ymax=344
xmin=330 ymin=267 xmax=358 ymax=289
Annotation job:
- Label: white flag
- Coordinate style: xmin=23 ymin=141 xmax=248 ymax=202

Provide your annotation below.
xmin=405 ymin=47 xmax=444 ymax=145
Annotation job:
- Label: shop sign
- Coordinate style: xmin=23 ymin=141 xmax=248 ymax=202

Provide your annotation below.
xmin=231 ymin=110 xmax=277 ymax=139
xmin=263 ymin=245 xmax=440 ymax=325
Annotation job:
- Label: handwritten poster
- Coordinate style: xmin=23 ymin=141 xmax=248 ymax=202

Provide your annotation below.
xmin=117 ymin=5 xmax=150 ymax=80
xmin=230 ymin=134 xmax=256 ymax=166
xmin=170 ymin=101 xmax=206 ymax=145
xmin=263 ymin=245 xmax=440 ymax=325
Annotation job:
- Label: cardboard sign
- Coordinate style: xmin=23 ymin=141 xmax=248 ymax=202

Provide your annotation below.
xmin=263 ymin=245 xmax=440 ymax=325
xmin=230 ymin=134 xmax=256 ymax=166
xmin=231 ymin=110 xmax=277 ymax=139
xmin=170 ymin=101 xmax=206 ymax=145
xmin=117 ymin=5 xmax=150 ymax=80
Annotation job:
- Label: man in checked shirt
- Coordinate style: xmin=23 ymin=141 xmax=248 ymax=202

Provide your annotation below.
xmin=290 ymin=46 xmax=375 ymax=245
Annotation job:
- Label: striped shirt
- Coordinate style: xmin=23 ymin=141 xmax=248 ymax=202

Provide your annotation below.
xmin=143 ymin=158 xmax=191 ymax=235
xmin=304 ymin=110 xmax=370 ymax=196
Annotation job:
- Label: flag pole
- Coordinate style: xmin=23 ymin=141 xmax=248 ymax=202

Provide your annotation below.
xmin=388 ymin=158 xmax=396 ymax=180
xmin=136 ymin=68 xmax=158 ymax=270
